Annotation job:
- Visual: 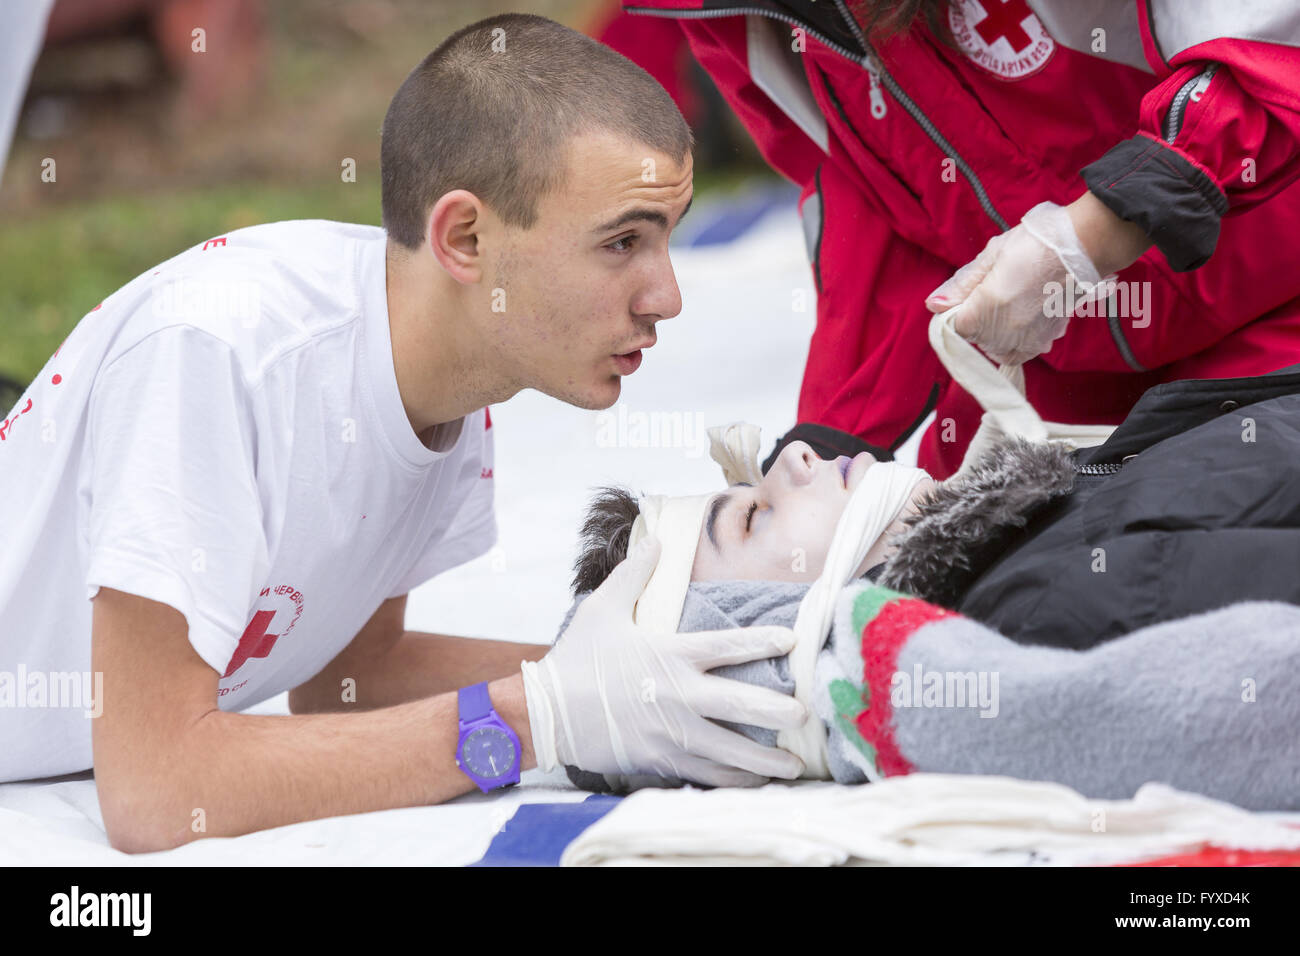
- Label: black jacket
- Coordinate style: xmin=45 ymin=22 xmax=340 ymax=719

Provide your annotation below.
xmin=878 ymin=362 xmax=1300 ymax=649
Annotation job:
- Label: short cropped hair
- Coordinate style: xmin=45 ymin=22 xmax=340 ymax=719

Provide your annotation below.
xmin=381 ymin=13 xmax=693 ymax=251
xmin=571 ymin=486 xmax=641 ymax=595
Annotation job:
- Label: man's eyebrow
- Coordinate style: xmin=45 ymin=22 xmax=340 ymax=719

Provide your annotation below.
xmin=705 ymin=480 xmax=751 ymax=552
xmin=593 ymin=193 xmax=693 ymax=235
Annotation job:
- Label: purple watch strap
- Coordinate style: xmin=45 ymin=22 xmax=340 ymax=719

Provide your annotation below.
xmin=459 ymin=682 xmax=493 ymax=723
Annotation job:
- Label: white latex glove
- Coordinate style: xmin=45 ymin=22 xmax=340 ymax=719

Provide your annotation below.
xmin=925 ymin=201 xmax=1117 ymax=366
xmin=521 ymin=536 xmax=809 ymax=788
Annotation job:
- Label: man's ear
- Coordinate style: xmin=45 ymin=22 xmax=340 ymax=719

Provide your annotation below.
xmin=427 ymin=189 xmax=486 ymax=285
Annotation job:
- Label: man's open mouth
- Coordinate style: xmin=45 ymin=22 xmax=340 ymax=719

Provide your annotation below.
xmin=612 ymin=350 xmax=643 ymax=375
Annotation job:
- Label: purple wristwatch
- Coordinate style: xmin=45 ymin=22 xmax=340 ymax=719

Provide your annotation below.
xmin=455 ymin=682 xmax=521 ymax=793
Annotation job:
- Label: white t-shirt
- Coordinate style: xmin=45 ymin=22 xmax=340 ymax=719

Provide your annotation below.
xmin=0 ymin=219 xmax=496 ymax=781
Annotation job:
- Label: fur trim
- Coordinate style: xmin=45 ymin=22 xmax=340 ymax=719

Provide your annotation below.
xmin=877 ymin=437 xmax=1077 ymax=609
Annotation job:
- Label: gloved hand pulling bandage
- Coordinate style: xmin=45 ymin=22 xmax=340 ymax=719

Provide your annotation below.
xmin=925 ymin=200 xmax=1117 ymax=366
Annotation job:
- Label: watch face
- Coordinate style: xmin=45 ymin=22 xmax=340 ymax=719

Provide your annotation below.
xmin=462 ymin=727 xmax=517 ymax=779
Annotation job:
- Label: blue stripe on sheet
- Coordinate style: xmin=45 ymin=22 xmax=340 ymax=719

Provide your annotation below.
xmin=467 ymin=794 xmax=623 ymax=867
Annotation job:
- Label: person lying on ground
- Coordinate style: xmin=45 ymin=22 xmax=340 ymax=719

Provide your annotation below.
xmin=550 ymin=365 xmax=1300 ymax=808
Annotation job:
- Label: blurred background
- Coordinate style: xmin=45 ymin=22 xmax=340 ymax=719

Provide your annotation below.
xmin=0 ymin=0 xmax=787 ymax=409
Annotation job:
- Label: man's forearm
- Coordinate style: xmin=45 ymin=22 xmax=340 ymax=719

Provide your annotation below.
xmin=118 ymin=671 xmax=536 ymax=852
xmin=291 ymin=632 xmax=551 ymax=713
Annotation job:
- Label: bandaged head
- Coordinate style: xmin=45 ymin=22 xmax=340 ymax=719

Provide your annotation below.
xmin=626 ymin=423 xmax=930 ymax=778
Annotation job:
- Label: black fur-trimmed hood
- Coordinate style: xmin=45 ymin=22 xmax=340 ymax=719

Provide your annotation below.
xmin=876 ymin=437 xmax=1078 ymax=609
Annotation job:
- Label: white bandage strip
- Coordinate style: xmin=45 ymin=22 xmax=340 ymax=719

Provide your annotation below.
xmin=930 ymin=304 xmax=1116 ymax=480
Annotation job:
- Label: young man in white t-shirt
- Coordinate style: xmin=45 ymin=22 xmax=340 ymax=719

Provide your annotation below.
xmin=0 ymin=13 xmax=807 ymax=851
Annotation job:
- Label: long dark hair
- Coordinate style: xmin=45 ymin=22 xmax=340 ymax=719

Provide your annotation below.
xmin=845 ymin=0 xmax=961 ymax=51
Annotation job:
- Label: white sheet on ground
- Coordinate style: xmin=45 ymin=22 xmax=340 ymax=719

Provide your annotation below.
xmin=0 ymin=766 xmax=586 ymax=865
xmin=560 ymin=775 xmax=1300 ymax=867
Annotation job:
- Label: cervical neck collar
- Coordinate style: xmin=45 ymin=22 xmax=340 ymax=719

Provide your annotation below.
xmin=779 ymin=456 xmax=929 ymax=778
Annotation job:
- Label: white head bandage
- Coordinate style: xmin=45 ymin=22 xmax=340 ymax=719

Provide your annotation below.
xmin=625 ymin=424 xmax=765 ymax=630
xmin=626 ymin=423 xmax=930 ymax=779
xmin=627 ymin=494 xmax=714 ymax=634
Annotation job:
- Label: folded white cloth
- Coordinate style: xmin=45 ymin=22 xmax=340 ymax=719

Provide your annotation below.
xmin=560 ymin=773 xmax=1300 ymax=867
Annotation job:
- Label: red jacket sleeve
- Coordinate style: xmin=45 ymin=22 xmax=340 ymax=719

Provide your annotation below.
xmin=1082 ymin=3 xmax=1300 ymax=271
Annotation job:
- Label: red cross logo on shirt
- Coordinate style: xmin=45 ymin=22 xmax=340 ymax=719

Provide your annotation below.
xmin=224 ymin=609 xmax=278 ymax=677
xmin=223 ymin=585 xmax=304 ymax=679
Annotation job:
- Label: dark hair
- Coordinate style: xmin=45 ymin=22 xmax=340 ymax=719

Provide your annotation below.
xmin=380 ymin=13 xmax=693 ymax=251
xmin=571 ymin=486 xmax=641 ymax=595
xmin=845 ymin=0 xmax=961 ymax=51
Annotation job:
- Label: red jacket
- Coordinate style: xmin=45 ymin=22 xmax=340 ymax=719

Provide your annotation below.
xmin=620 ymin=0 xmax=1300 ymax=477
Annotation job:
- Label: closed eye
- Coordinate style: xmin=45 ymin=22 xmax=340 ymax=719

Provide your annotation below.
xmin=744 ymin=500 xmax=758 ymax=533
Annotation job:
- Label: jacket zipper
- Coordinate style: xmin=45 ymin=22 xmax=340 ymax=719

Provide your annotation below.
xmin=624 ymin=5 xmax=865 ymax=61
xmin=1164 ymin=63 xmax=1218 ymax=142
xmin=1075 ymin=453 xmax=1137 ymax=475
xmin=863 ymin=49 xmax=888 ymax=119
xmin=624 ymin=2 xmax=1009 ymax=230
xmin=831 ymin=0 xmax=1009 ymax=230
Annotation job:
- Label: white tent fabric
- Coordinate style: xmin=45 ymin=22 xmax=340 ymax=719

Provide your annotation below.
xmin=0 ymin=0 xmax=56 ymax=191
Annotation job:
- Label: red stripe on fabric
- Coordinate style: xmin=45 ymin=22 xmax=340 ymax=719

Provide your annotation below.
xmin=1114 ymin=846 xmax=1300 ymax=867
xmin=855 ymin=598 xmax=958 ymax=776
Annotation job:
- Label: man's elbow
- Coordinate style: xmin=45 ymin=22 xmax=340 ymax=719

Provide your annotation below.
xmin=105 ymin=822 xmax=187 ymax=856
xmin=97 ymin=733 xmax=215 ymax=854
xmin=100 ymin=783 xmax=201 ymax=854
